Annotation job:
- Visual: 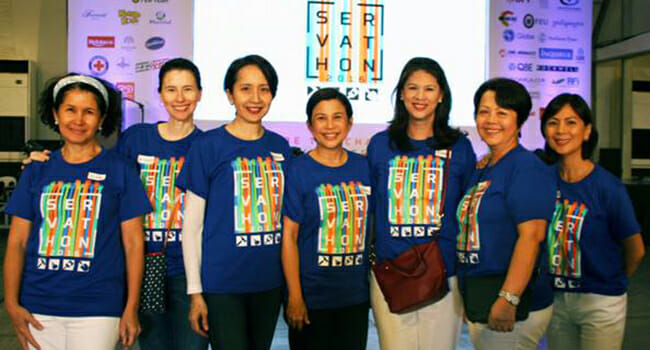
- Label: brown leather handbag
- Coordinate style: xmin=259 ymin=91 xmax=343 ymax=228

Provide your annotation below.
xmin=372 ymin=150 xmax=451 ymax=313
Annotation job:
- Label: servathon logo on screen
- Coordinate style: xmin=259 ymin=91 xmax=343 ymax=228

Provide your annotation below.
xmin=305 ymin=0 xmax=385 ymax=88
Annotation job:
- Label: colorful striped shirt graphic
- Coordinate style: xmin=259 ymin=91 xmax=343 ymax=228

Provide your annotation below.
xmin=316 ymin=181 xmax=369 ymax=255
xmin=547 ymin=199 xmax=587 ymax=278
xmin=38 ymin=180 xmax=103 ymax=258
xmin=232 ymin=156 xmax=284 ymax=234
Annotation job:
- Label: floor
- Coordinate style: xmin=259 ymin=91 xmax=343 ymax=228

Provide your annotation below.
xmin=0 ymin=231 xmax=648 ymax=349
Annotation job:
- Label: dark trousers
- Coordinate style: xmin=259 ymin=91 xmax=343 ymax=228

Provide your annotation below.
xmin=139 ymin=275 xmax=209 ymax=350
xmin=204 ymin=287 xmax=282 ymax=350
xmin=289 ymin=302 xmax=369 ymax=350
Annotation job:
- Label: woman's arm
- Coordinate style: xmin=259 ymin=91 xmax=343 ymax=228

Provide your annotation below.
xmin=182 ymin=191 xmax=209 ymax=337
xmin=623 ymin=233 xmax=645 ymax=276
xmin=488 ymin=219 xmax=547 ymax=332
xmin=119 ymin=216 xmax=145 ymax=348
xmin=4 ymin=216 xmax=43 ymax=350
xmin=281 ymin=216 xmax=310 ymax=330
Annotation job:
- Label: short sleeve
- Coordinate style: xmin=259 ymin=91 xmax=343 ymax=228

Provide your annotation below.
xmin=282 ymin=162 xmax=304 ymax=224
xmin=456 ymin=137 xmax=477 ymax=192
xmin=607 ymin=182 xmax=641 ymax=241
xmin=505 ymin=161 xmax=556 ymax=224
xmin=5 ymin=165 xmax=36 ymax=221
xmin=176 ymin=138 xmax=210 ymax=199
xmin=119 ymin=161 xmax=152 ymax=222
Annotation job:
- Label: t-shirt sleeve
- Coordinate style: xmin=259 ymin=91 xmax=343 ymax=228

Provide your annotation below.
xmin=505 ymin=160 xmax=556 ymax=224
xmin=282 ymin=162 xmax=304 ymax=224
xmin=176 ymin=139 xmax=210 ymax=199
xmin=5 ymin=165 xmax=36 ymax=221
xmin=607 ymin=181 xmax=641 ymax=241
xmin=458 ymin=138 xmax=477 ymax=192
xmin=119 ymin=160 xmax=152 ymax=222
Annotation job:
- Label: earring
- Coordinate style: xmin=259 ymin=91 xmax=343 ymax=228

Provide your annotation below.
xmin=438 ymin=99 xmax=442 ymax=103
xmin=54 ymin=119 xmax=59 ymax=125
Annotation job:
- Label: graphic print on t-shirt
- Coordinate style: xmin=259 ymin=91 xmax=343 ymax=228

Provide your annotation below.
xmin=232 ymin=156 xmax=284 ymax=248
xmin=38 ymin=180 xmax=103 ymax=273
xmin=456 ymin=180 xmax=490 ymax=264
xmin=138 ymin=155 xmax=185 ymax=243
xmin=387 ymin=153 xmax=449 ymax=238
xmin=316 ymin=182 xmax=369 ymax=268
xmin=547 ymin=199 xmax=587 ymax=289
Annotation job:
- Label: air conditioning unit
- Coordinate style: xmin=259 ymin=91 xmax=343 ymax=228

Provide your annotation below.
xmin=0 ymin=60 xmax=36 ymax=162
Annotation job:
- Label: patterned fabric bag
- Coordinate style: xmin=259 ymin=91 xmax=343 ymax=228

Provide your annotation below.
xmin=140 ymin=252 xmax=167 ymax=313
xmin=139 ymin=198 xmax=181 ymax=314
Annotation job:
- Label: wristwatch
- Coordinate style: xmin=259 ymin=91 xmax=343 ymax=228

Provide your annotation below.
xmin=498 ymin=290 xmax=520 ymax=306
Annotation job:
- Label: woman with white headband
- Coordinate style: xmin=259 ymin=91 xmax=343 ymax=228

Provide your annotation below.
xmin=3 ymin=73 xmax=151 ymax=350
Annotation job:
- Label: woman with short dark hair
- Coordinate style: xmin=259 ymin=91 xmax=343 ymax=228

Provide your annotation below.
xmin=457 ymin=78 xmax=555 ymax=349
xmin=541 ymin=93 xmax=645 ymax=350
xmin=4 ymin=74 xmax=151 ymax=350
xmin=178 ymin=54 xmax=291 ymax=349
xmin=282 ymin=88 xmax=370 ymax=350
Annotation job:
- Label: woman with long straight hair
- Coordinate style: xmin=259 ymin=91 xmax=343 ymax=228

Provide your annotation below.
xmin=367 ymin=57 xmax=476 ymax=349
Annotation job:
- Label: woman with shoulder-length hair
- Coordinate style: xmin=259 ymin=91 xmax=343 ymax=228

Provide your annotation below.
xmin=457 ymin=78 xmax=555 ymax=350
xmin=540 ymin=93 xmax=645 ymax=350
xmin=3 ymin=74 xmax=151 ymax=350
xmin=367 ymin=57 xmax=476 ymax=349
xmin=177 ymin=54 xmax=292 ymax=350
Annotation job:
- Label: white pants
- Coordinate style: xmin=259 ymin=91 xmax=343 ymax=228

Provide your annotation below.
xmin=468 ymin=305 xmax=553 ymax=350
xmin=29 ymin=314 xmax=120 ymax=350
xmin=547 ymin=292 xmax=627 ymax=350
xmin=370 ymin=272 xmax=463 ymax=350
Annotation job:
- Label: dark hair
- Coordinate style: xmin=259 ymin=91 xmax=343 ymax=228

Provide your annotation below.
xmin=158 ymin=58 xmax=202 ymax=92
xmin=388 ymin=57 xmax=460 ymax=152
xmin=540 ymin=93 xmax=598 ymax=160
xmin=473 ymin=78 xmax=532 ymax=128
xmin=223 ymin=54 xmax=278 ymax=97
xmin=305 ymin=88 xmax=353 ymax=124
xmin=38 ymin=73 xmax=122 ymax=137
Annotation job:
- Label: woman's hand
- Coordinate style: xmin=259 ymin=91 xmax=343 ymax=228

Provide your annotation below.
xmin=21 ymin=150 xmax=51 ymax=169
xmin=6 ymin=303 xmax=43 ymax=350
xmin=487 ymin=297 xmax=516 ymax=332
xmin=119 ymin=306 xmax=140 ymax=349
xmin=189 ymin=294 xmax=209 ymax=337
xmin=286 ymin=296 xmax=310 ymax=331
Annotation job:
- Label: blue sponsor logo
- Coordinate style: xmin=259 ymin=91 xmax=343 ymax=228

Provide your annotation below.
xmin=88 ymin=56 xmax=109 ymax=76
xmin=560 ymin=0 xmax=579 ymax=5
xmin=539 ymin=48 xmax=573 ymax=60
xmin=503 ymin=29 xmax=515 ymax=42
xmin=145 ymin=36 xmax=165 ymax=50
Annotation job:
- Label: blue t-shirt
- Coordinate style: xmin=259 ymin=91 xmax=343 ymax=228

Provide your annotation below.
xmin=547 ymin=164 xmax=640 ymax=296
xmin=115 ymin=122 xmax=203 ymax=277
xmin=5 ymin=149 xmax=151 ymax=317
xmin=456 ymin=145 xmax=555 ymax=310
xmin=176 ymin=126 xmax=291 ymax=293
xmin=367 ymin=130 xmax=476 ymax=277
xmin=283 ymin=151 xmax=371 ymax=309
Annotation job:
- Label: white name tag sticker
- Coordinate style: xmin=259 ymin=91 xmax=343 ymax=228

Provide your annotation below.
xmin=435 ymin=150 xmax=452 ymax=158
xmin=270 ymin=152 xmax=285 ymax=162
xmin=87 ymin=172 xmax=106 ymax=181
xmin=359 ymin=185 xmax=372 ymax=195
xmin=137 ymin=155 xmax=155 ymax=165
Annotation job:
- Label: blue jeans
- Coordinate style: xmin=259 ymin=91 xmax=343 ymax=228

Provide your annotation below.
xmin=139 ymin=275 xmax=209 ymax=350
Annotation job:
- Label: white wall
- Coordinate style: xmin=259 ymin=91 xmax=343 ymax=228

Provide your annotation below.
xmin=0 ymin=0 xmax=66 ymax=140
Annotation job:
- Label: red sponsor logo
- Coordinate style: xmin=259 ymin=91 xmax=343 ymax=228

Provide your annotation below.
xmin=116 ymin=82 xmax=135 ymax=100
xmin=87 ymin=36 xmax=115 ymax=48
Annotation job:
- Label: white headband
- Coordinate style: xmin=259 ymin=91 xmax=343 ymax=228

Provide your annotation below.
xmin=53 ymin=75 xmax=110 ymax=108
